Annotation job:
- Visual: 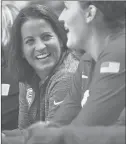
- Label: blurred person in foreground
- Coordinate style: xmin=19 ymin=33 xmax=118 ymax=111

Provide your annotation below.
xmin=1 ymin=3 xmax=79 ymax=140
xmin=2 ymin=1 xmax=125 ymax=144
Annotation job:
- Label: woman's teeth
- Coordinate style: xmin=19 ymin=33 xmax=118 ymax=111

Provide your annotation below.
xmin=36 ymin=53 xmax=50 ymax=59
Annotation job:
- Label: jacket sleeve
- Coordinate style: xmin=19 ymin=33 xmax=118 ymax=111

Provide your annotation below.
xmin=46 ymin=72 xmax=75 ymax=122
xmin=51 ymin=62 xmax=84 ymax=126
xmin=18 ymin=83 xmax=31 ymax=130
xmin=23 ymin=124 xmax=125 ymax=144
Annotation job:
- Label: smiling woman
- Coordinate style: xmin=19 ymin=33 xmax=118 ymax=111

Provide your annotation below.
xmin=6 ymin=4 xmax=79 ymax=131
xmin=21 ymin=18 xmax=61 ymax=79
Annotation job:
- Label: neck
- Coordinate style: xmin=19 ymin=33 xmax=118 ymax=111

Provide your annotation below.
xmin=85 ymin=30 xmax=110 ymax=61
xmin=35 ymin=68 xmax=51 ymax=82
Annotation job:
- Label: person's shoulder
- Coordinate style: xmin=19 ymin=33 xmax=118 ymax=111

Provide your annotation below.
xmin=50 ymin=68 xmax=73 ymax=85
xmin=110 ymin=33 xmax=124 ymax=51
xmin=47 ymin=67 xmax=73 ymax=95
xmin=97 ymin=33 xmax=125 ymax=73
xmin=101 ymin=33 xmax=125 ymax=58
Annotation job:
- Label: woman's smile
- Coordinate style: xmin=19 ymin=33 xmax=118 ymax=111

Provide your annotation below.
xmin=35 ymin=52 xmax=51 ymax=60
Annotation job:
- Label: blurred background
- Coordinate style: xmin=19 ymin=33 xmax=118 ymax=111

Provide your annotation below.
xmin=2 ymin=1 xmax=64 ymax=16
xmin=1 ymin=0 xmax=65 ymax=130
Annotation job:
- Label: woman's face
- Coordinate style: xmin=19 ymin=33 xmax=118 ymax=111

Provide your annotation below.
xmin=59 ymin=1 xmax=88 ymax=51
xmin=21 ymin=18 xmax=62 ymax=73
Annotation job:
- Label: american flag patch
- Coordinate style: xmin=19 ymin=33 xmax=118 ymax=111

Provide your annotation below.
xmin=100 ymin=62 xmax=120 ymax=73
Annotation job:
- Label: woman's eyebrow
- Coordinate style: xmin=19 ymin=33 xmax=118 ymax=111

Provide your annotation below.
xmin=40 ymin=31 xmax=52 ymax=36
xmin=23 ymin=36 xmax=33 ymax=41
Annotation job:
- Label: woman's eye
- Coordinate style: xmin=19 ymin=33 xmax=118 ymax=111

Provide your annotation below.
xmin=42 ymin=35 xmax=52 ymax=41
xmin=25 ymin=39 xmax=34 ymax=45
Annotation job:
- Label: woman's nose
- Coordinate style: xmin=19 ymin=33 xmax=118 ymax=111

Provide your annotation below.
xmin=35 ymin=39 xmax=46 ymax=51
xmin=59 ymin=8 xmax=67 ymax=21
xmin=58 ymin=11 xmax=64 ymax=22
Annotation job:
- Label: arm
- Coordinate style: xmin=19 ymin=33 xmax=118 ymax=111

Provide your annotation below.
xmin=72 ymin=51 xmax=125 ymax=126
xmin=51 ymin=67 xmax=82 ymax=126
xmin=24 ymin=123 xmax=125 ymax=144
xmin=50 ymin=57 xmax=92 ymax=126
xmin=46 ymin=72 xmax=74 ymax=121
xmin=51 ymin=56 xmax=92 ymax=126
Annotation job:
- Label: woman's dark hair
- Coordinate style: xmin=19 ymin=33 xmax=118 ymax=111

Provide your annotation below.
xmin=9 ymin=4 xmax=68 ymax=85
xmin=80 ymin=1 xmax=125 ymax=32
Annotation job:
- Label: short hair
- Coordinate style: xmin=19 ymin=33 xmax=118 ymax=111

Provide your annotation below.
xmin=80 ymin=1 xmax=125 ymax=31
xmin=9 ymin=4 xmax=68 ymax=84
xmin=2 ymin=3 xmax=19 ymax=47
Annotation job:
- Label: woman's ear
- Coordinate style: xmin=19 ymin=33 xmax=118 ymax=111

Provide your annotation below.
xmin=85 ymin=5 xmax=97 ymax=23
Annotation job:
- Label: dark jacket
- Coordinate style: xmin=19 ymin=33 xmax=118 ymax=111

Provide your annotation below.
xmin=53 ymin=33 xmax=125 ymax=126
xmin=18 ymin=53 xmax=79 ymax=129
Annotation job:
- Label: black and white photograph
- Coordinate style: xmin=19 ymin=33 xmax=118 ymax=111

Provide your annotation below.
xmin=1 ymin=1 xmax=125 ymax=144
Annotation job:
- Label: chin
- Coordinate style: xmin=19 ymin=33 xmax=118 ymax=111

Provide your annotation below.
xmin=67 ymin=41 xmax=76 ymax=50
xmin=66 ymin=38 xmax=72 ymax=48
xmin=43 ymin=63 xmax=55 ymax=70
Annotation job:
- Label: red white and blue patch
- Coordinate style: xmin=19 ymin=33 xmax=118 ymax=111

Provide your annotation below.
xmin=100 ymin=62 xmax=120 ymax=73
xmin=26 ymin=88 xmax=33 ymax=107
